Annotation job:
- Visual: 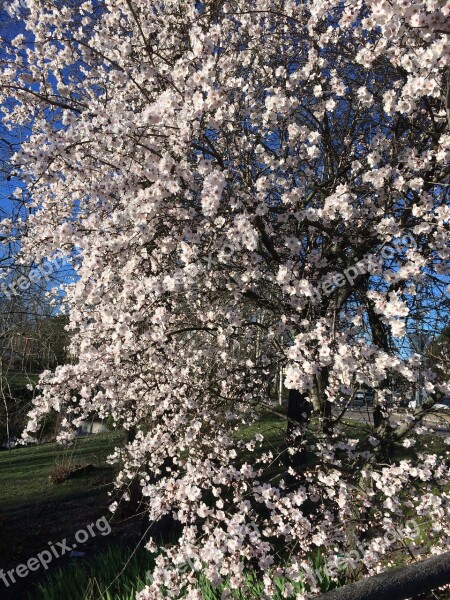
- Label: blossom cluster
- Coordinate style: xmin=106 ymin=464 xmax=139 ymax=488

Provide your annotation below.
xmin=0 ymin=0 xmax=449 ymax=597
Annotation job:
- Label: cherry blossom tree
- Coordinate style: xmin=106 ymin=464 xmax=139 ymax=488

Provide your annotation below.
xmin=1 ymin=0 xmax=450 ymax=597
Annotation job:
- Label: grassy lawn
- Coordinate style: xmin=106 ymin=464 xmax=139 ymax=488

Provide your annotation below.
xmin=4 ymin=371 xmax=40 ymax=389
xmin=0 ymin=432 xmax=120 ymax=510
xmin=235 ymin=410 xmax=287 ymax=444
xmin=1 ymin=409 xmax=448 ymax=599
xmin=0 ymin=432 xmax=126 ymax=600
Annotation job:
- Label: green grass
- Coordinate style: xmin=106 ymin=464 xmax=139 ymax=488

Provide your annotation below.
xmin=3 ymin=410 xmax=448 ymax=599
xmin=30 ymin=545 xmax=153 ymax=600
xmin=235 ymin=411 xmax=287 ymax=443
xmin=0 ymin=431 xmax=121 ymax=591
xmin=4 ymin=370 xmax=40 ymax=389
xmin=31 ymin=544 xmax=340 ymax=600
xmin=0 ymin=432 xmax=121 ymax=511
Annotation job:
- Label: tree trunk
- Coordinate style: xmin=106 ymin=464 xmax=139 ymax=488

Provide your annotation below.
xmin=285 ymin=389 xmax=311 ymax=486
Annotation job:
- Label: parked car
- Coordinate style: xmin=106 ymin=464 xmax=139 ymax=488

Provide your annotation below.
xmin=434 ymin=396 xmax=450 ymax=411
xmin=352 ymin=389 xmax=374 ymax=406
xmin=408 ymin=396 xmax=450 ymax=411
xmin=353 ymin=391 xmax=365 ymax=406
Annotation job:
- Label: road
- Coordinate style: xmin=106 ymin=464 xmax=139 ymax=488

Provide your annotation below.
xmin=334 ymin=406 xmax=450 ymax=434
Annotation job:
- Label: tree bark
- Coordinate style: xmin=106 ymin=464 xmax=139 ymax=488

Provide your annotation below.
xmin=316 ymin=551 xmax=450 ymax=600
xmin=285 ymin=389 xmax=311 ymax=485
